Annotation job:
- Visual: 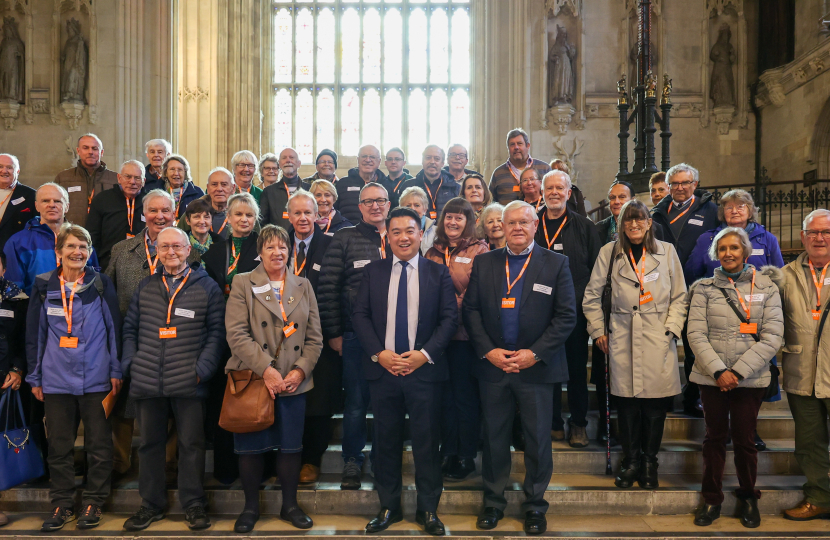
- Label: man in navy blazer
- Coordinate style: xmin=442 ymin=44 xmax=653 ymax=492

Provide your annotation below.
xmin=352 ymin=206 xmax=458 ymax=536
xmin=463 ymin=200 xmax=576 ymax=535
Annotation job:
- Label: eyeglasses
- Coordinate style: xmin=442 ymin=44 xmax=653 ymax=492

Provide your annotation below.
xmin=359 ymin=154 xmax=380 ymax=161
xmin=804 ymin=230 xmax=830 ymax=239
xmin=63 ymin=243 xmax=90 ymax=252
xmin=386 ymin=157 xmax=404 ymax=162
xmin=724 ymin=203 xmax=748 ymax=213
xmin=261 ymin=166 xmax=279 ymax=173
xmin=670 ymin=181 xmax=695 ymax=188
xmin=505 ymin=220 xmax=534 ymax=228
xmin=623 ymin=218 xmax=650 ymax=224
xmin=158 ymin=244 xmax=188 ymax=252
xmin=448 ymin=153 xmax=468 ymax=159
xmin=317 ymin=160 xmax=335 ymax=166
xmin=235 ymin=163 xmax=256 ymax=169
xmin=360 ymin=198 xmax=389 ymax=207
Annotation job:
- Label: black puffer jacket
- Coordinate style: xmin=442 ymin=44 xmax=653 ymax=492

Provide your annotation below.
xmin=317 ymin=221 xmax=388 ymax=339
xmin=121 ymin=263 xmax=226 ymax=399
xmin=334 ymin=168 xmax=399 ymax=224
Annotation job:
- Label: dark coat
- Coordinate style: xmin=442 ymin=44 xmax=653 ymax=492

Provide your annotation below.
xmin=389 ymin=171 xmax=415 ymax=196
xmin=121 ymin=264 xmax=225 ymax=399
xmin=0 ymin=282 xmax=26 ymax=376
xmin=462 ymin=243 xmax=577 ymax=384
xmin=400 ymin=169 xmax=460 ymax=218
xmin=144 ymin=164 xmax=164 ymax=192
xmin=0 ymin=182 xmax=36 ymax=253
xmin=172 ymin=181 xmax=205 ymax=221
xmin=320 ymin=209 xmax=352 ymax=237
xmin=54 ymin=162 xmax=118 ymax=226
xmin=260 ymin=178 xmax=312 ymax=230
xmin=351 ymin=256 xmax=458 ymax=382
xmin=288 ymin=225 xmax=332 ymax=292
xmin=202 ymin=233 xmax=260 ymax=295
xmin=650 ymin=189 xmax=720 ymax=267
xmin=317 ymin=221 xmax=388 ymax=339
xmin=86 ymin=186 xmax=148 ymax=271
xmin=334 ymin=168 xmax=399 ymax=224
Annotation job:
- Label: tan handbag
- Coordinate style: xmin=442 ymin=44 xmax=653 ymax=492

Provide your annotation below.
xmin=218 ymin=370 xmax=275 ymax=434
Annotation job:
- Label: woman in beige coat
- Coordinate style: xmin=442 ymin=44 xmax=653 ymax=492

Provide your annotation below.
xmin=224 ymin=225 xmax=323 ymax=533
xmin=584 ymin=200 xmax=687 ymax=490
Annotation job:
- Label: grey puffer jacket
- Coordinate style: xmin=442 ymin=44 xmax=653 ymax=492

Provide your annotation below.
xmin=686 ymin=264 xmax=783 ymax=388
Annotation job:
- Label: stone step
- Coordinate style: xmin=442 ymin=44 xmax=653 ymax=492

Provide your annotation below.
xmin=0 ymin=473 xmax=807 ymax=517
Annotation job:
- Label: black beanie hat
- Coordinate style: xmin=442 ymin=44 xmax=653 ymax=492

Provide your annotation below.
xmin=316 ymin=149 xmax=338 ymax=169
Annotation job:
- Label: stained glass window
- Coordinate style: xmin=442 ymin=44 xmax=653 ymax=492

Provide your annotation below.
xmin=273 ymin=1 xmax=471 ymax=160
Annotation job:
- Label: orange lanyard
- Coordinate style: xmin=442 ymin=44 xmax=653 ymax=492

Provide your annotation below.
xmin=809 ymin=260 xmax=828 ymax=311
xmin=284 ymin=182 xmax=291 ymax=199
xmin=237 ymin=184 xmax=252 ymax=194
xmin=87 ymin=188 xmax=94 ymax=212
xmin=444 ymin=246 xmax=453 ymax=266
xmin=505 ymin=250 xmax=532 ymax=297
xmin=228 ymin=240 xmax=242 ymax=275
xmin=728 ymin=268 xmax=756 ymax=320
xmin=424 ymin=178 xmax=443 ymax=214
xmin=277 ymin=281 xmax=289 ymax=322
xmin=60 ymin=273 xmax=83 ymax=335
xmin=543 ymin=215 xmax=567 ymax=250
xmin=293 ymin=241 xmax=308 ymax=276
xmin=323 ymin=214 xmax=333 ymax=234
xmin=534 ymin=198 xmax=544 ymax=212
xmin=145 ymin=237 xmax=159 ymax=275
xmin=379 ymin=232 xmax=387 ymax=259
xmin=126 ymin=197 xmax=135 ymax=232
xmin=669 ymin=195 xmax=695 ymax=225
xmin=169 ymin=186 xmax=181 ymax=218
xmin=211 ymin=213 xmax=229 ymax=235
xmin=161 ymin=268 xmax=191 ymax=326
xmin=393 ymin=176 xmax=405 ymax=193
xmin=629 ymin=248 xmax=647 ymax=293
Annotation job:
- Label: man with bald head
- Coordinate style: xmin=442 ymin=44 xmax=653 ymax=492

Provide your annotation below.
xmin=176 ymin=167 xmax=236 ymax=239
xmin=260 ymin=147 xmax=311 ymax=230
xmin=55 ymin=133 xmax=119 ymax=225
xmin=401 ymin=145 xmax=459 ymax=220
xmin=86 ymin=160 xmax=147 ymax=270
xmin=0 ymin=153 xmax=37 ymax=251
xmin=442 ymin=144 xmax=479 ymax=183
xmin=335 ymin=144 xmax=398 ymax=223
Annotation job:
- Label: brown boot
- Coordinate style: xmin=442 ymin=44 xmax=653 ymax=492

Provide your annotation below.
xmin=0 ymin=511 xmax=8 ymax=526
xmin=299 ymin=464 xmax=320 ymax=483
xmin=784 ymin=500 xmax=830 ymax=521
xmin=568 ymin=425 xmax=589 ymax=448
xmin=550 ymin=429 xmax=565 ymax=441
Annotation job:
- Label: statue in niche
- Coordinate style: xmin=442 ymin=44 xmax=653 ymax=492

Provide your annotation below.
xmin=547 ymin=25 xmax=576 ymax=107
xmin=61 ymin=18 xmax=87 ymax=103
xmin=709 ymin=23 xmax=736 ymax=107
xmin=0 ymin=17 xmax=24 ymax=102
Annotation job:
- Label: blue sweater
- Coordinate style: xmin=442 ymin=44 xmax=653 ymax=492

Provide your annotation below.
xmin=501 ymin=252 xmax=529 ymax=349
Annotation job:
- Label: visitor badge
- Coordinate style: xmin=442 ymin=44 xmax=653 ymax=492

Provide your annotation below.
xmin=501 ymin=297 xmax=516 ymax=309
xmin=47 ymin=307 xmax=65 ymax=316
xmin=639 ymin=292 xmax=654 ymax=305
xmin=688 ymin=219 xmax=704 ymax=226
xmin=813 ymin=310 xmax=821 ymax=321
xmin=313 ymin=263 xmax=321 ymax=271
xmin=252 ymin=284 xmax=271 ymax=294
xmin=745 ymin=294 xmax=764 ymax=302
xmin=429 ymin=211 xmax=437 ymax=219
xmin=533 ymin=283 xmax=552 ymax=295
xmin=11 ymin=197 xmax=24 ymax=206
xmin=454 ymin=257 xmax=471 ymax=264
xmin=68 ymin=186 xmax=82 ymax=193
xmin=174 ymin=308 xmax=195 ymax=319
xmin=553 ymin=243 xmax=564 ymax=251
xmin=512 ymin=185 xmax=521 ymax=192
xmin=283 ymin=212 xmax=289 ymax=219
xmin=283 ymin=324 xmax=297 ymax=338
xmin=740 ymin=323 xmax=757 ymax=334
xmin=354 ymin=260 xmax=370 ymax=268
xmin=254 ymin=255 xmax=261 ymax=261
xmin=752 ymin=249 xmax=764 ymax=256
xmin=159 ymin=327 xmax=177 ymax=339
xmin=60 ymin=336 xmax=78 ymax=348
xmin=825 ymin=277 xmax=830 ymax=285
xmin=644 ymin=272 xmax=659 ymax=283
xmin=141 ymin=215 xmax=146 ymax=222
xmin=348 ymin=186 xmax=360 ymax=191
xmin=0 ymin=309 xmax=13 ymax=318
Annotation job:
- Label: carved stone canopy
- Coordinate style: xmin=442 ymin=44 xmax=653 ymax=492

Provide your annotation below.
xmin=546 ymin=0 xmax=579 ymax=18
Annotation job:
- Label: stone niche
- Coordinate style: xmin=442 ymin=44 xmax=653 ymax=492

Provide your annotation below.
xmin=0 ymin=0 xmax=32 ymax=129
xmin=543 ymin=0 xmax=583 ymax=135
xmin=704 ymin=0 xmax=747 ymax=134
xmin=51 ymin=0 xmax=97 ymax=129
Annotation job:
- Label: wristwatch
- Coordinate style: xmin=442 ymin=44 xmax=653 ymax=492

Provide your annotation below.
xmin=532 ymin=352 xmax=542 ymax=363
xmin=371 ymin=353 xmax=380 ymax=363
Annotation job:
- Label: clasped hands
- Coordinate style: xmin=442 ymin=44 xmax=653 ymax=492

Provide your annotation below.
xmin=716 ymin=370 xmax=740 ymax=392
xmin=263 ymin=366 xmax=305 ymax=398
xmin=377 ymin=350 xmax=429 ymax=376
xmin=485 ymin=348 xmax=537 ymax=373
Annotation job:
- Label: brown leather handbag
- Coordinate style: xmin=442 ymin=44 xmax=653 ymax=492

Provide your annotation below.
xmin=218 ymin=370 xmax=274 ymax=433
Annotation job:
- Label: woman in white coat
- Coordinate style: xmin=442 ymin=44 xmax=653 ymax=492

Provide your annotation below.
xmin=584 ymin=200 xmax=687 ymax=490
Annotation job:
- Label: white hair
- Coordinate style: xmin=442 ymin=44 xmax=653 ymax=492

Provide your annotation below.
xmin=227 ymin=191 xmax=260 ymax=218
xmin=144 ymin=138 xmax=172 ymax=154
xmin=804 ymin=209 xmax=830 ymax=230
xmin=503 ymin=200 xmax=539 ymax=222
xmin=120 ymin=160 xmax=146 ymax=178
xmin=666 ymin=162 xmax=699 ymax=185
xmin=258 ymin=152 xmax=278 ymax=175
xmin=208 ymin=166 xmax=234 ymax=184
xmin=286 ymin=188 xmax=319 ymax=215
xmin=36 ymin=182 xmax=69 ymax=207
xmin=422 ymin=144 xmax=445 ymax=162
xmin=400 ymin=186 xmax=428 ymax=207
xmin=142 ymin=189 xmax=175 ymax=212
xmin=0 ymin=153 xmax=20 ymax=174
xmin=542 ymin=169 xmax=572 ymax=190
xmin=157 ymin=226 xmax=189 ymax=245
xmin=231 ymin=150 xmax=258 ymax=169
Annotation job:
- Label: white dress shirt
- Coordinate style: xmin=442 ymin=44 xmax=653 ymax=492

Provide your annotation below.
xmin=384 ymin=253 xmax=432 ymax=362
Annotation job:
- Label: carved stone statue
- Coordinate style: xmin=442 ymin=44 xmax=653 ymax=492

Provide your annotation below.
xmin=61 ymin=19 xmax=87 ymax=103
xmin=548 ymin=26 xmax=576 ymax=107
xmin=709 ymin=23 xmax=736 ymax=107
xmin=0 ymin=17 xmax=24 ymax=102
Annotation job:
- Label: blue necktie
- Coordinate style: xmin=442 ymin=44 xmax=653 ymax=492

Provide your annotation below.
xmin=394 ymin=261 xmax=409 ymax=355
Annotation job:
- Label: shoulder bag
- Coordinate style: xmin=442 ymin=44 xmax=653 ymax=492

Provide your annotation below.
xmin=0 ymin=389 xmax=45 ymax=490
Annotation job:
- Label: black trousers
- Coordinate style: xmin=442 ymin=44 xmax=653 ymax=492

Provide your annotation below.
xmin=44 ymin=392 xmax=112 ymax=508
xmin=301 ymin=415 xmax=332 ymax=468
xmin=440 ymin=340 xmax=481 ymax=459
xmin=552 ymin=311 xmax=590 ymax=429
xmin=681 ymin=324 xmax=699 ymax=409
xmin=479 ymin=375 xmax=553 ymax=514
xmin=136 ymin=397 xmax=206 ymax=510
xmin=368 ymin=371 xmax=442 ymax=513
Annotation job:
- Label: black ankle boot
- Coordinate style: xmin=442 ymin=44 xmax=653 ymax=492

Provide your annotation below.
xmin=615 ymin=462 xmax=640 ymax=489
xmin=638 ymin=460 xmax=659 ymax=489
xmin=738 ymin=495 xmax=761 ymax=528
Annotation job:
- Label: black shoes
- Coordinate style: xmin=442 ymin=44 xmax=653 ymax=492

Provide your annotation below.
xmin=76 ymin=504 xmax=102 ymax=529
xmin=341 ymin=458 xmax=362 ymax=490
xmin=476 ymin=507 xmax=504 ymax=530
xmin=738 ymin=496 xmax=761 ymax=528
xmin=41 ymin=507 xmax=76 ymax=532
xmin=638 ymin=461 xmax=659 ymax=489
xmin=184 ymin=505 xmax=210 ymax=530
xmin=524 ymin=510 xmax=547 ymax=535
xmin=415 ymin=510 xmax=446 ymax=536
xmin=615 ymin=464 xmax=640 ymax=489
xmin=123 ymin=506 xmax=165 ymax=531
xmin=754 ymin=431 xmax=767 ymax=452
xmin=365 ymin=507 xmax=403 ymax=533
xmin=280 ymin=505 xmax=313 ymax=529
xmin=694 ymin=503 xmax=721 ymax=526
xmin=445 ymin=457 xmax=476 ymax=481
xmin=441 ymin=455 xmax=456 ymax=476
xmin=234 ymin=510 xmax=260 ymax=533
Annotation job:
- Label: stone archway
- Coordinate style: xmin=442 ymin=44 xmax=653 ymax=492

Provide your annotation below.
xmin=811 ymin=95 xmax=830 ymax=179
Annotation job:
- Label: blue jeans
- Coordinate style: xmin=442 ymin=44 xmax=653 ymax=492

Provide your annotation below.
xmin=341 ymin=331 xmax=373 ymax=466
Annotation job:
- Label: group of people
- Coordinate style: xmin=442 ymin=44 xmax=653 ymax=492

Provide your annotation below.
xmin=0 ymin=127 xmax=828 ymax=535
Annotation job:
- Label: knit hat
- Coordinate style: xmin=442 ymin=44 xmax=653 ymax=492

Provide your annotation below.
xmin=316 ymin=149 xmax=338 ymax=169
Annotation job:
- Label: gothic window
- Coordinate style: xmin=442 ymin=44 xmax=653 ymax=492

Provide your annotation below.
xmin=272 ymin=0 xmax=471 ymax=163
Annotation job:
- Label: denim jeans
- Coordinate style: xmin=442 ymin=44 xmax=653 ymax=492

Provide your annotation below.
xmin=341 ymin=331 xmax=373 ymax=466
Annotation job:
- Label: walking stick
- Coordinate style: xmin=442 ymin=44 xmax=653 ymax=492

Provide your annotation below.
xmin=605 ymin=348 xmax=612 ymax=476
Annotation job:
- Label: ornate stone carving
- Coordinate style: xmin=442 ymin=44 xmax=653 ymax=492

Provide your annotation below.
xmin=713 ymin=104 xmax=735 ymax=135
xmin=0 ymin=98 xmax=18 ymax=129
xmin=810 ymin=57 xmax=825 ymax=74
xmin=60 ymin=100 xmax=83 ymax=129
xmin=794 ymin=68 xmax=808 ymax=84
xmin=757 ymin=68 xmax=785 ymax=108
xmin=710 ymin=23 xmax=735 ymax=107
xmin=546 ymin=0 xmax=578 ymax=18
xmin=179 ymin=86 xmax=209 ymax=102
xmin=61 ymin=18 xmax=87 ymax=103
xmin=0 ymin=16 xmax=24 ymax=102
xmin=548 ymin=26 xmax=576 ymax=107
xmin=547 ymin=104 xmax=576 ymax=135
xmin=553 ymin=137 xmax=584 ymax=182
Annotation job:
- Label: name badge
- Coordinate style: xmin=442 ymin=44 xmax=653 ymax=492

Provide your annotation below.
xmin=354 ymin=260 xmax=370 ymax=268
xmin=140 ymin=215 xmax=146 ymax=222
xmin=813 ymin=310 xmax=821 ymax=321
xmin=533 ymin=283 xmax=552 ymax=295
xmin=59 ymin=336 xmax=78 ymax=348
xmin=159 ymin=327 xmax=177 ymax=339
xmin=751 ymin=248 xmax=764 ymax=256
xmin=67 ymin=186 xmax=82 ymax=193
xmin=825 ymin=278 xmax=830 ymax=285
xmin=454 ymin=256 xmax=471 ymax=264
xmin=745 ymin=294 xmax=764 ymax=302
xmin=639 ymin=292 xmax=654 ymax=305
xmin=0 ymin=309 xmax=13 ymax=318
xmin=47 ymin=307 xmax=65 ymax=316
xmin=429 ymin=211 xmax=437 ymax=219
xmin=252 ymin=284 xmax=271 ymax=294
xmin=325 ymin=232 xmax=334 ymax=237
xmin=312 ymin=263 xmax=321 ymax=271
xmin=348 ymin=186 xmax=360 ymax=192
xmin=501 ymin=297 xmax=516 ymax=308
xmin=11 ymin=197 xmax=24 ymax=206
xmin=553 ymin=243 xmax=564 ymax=251
xmin=283 ymin=324 xmax=297 ymax=338
xmin=740 ymin=322 xmax=757 ymax=334
xmin=512 ymin=185 xmax=521 ymax=192
xmin=687 ymin=219 xmax=704 ymax=226
xmin=174 ymin=308 xmax=195 ymax=319
xmin=644 ymin=272 xmax=659 ymax=283
xmin=254 ymin=255 xmax=261 ymax=261
xmin=283 ymin=212 xmax=289 ymax=219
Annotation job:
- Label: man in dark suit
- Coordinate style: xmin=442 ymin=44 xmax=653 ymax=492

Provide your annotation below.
xmin=463 ymin=200 xmax=576 ymax=535
xmin=0 ymin=153 xmax=37 ymax=252
xmin=352 ymin=207 xmax=458 ymax=536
